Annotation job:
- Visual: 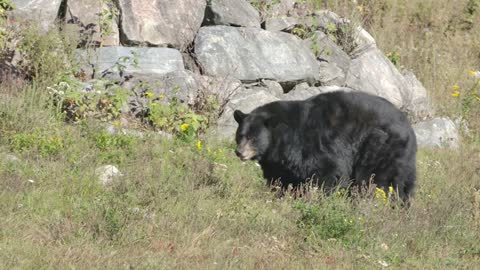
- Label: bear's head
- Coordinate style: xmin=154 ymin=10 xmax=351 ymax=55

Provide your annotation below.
xmin=233 ymin=109 xmax=276 ymax=161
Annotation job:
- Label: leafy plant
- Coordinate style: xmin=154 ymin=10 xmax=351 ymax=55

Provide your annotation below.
xmin=145 ymin=89 xmax=208 ymax=142
xmin=48 ymin=80 xmax=129 ymax=122
xmin=98 ymin=1 xmax=119 ymax=42
xmin=14 ymin=25 xmax=77 ymax=83
xmin=0 ymin=0 xmax=14 ymax=17
xmin=9 ymin=128 xmax=69 ymax=156
xmin=293 ymin=193 xmax=363 ymax=245
xmin=92 ymin=130 xmax=136 ymax=164
xmin=387 ymin=51 xmax=401 ymax=66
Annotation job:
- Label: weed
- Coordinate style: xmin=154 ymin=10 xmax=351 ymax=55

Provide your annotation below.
xmin=0 ymin=0 xmax=13 ymax=17
xmin=48 ymin=80 xmax=129 ymax=122
xmin=294 ymin=194 xmax=363 ymax=245
xmin=8 ymin=128 xmax=69 ymax=156
xmin=386 ymin=51 xmax=401 ymax=66
xmin=145 ymin=89 xmax=208 ymax=142
xmin=93 ymin=131 xmax=136 ymax=164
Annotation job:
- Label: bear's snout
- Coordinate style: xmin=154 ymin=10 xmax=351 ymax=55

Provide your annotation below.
xmin=236 ymin=140 xmax=257 ymax=161
xmin=235 ymin=149 xmax=243 ymax=158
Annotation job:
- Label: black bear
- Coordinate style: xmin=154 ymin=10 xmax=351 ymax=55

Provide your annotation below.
xmin=234 ymin=90 xmax=417 ymax=202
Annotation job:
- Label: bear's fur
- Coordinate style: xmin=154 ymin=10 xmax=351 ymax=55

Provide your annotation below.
xmin=234 ymin=91 xmax=417 ymax=202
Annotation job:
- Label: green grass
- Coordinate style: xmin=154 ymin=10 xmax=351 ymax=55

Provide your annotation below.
xmin=1 ymin=87 xmax=480 ymax=269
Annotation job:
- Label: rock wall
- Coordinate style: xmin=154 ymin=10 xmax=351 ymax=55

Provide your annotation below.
xmin=8 ymin=0 xmax=453 ymax=147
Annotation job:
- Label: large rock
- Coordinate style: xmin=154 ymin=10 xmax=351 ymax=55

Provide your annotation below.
xmin=66 ymin=0 xmax=119 ymax=46
xmin=284 ymin=85 xmax=351 ymax=101
xmin=402 ymin=70 xmax=432 ymax=118
xmin=312 ymin=10 xmax=376 ymax=54
xmin=265 ymin=16 xmax=299 ymax=32
xmin=195 ymin=26 xmax=319 ymax=83
xmin=307 ymin=31 xmax=351 ymax=72
xmin=267 ymin=0 xmax=296 ymax=17
xmin=10 ymin=0 xmax=62 ymax=30
xmin=76 ymin=47 xmax=184 ymax=78
xmin=203 ymin=0 xmax=260 ymax=28
xmin=313 ymin=10 xmax=349 ymax=29
xmin=318 ymin=62 xmax=346 ymax=86
xmin=413 ymin=117 xmax=459 ymax=148
xmin=214 ymin=88 xmax=280 ymax=138
xmin=117 ymin=0 xmax=206 ymax=49
xmin=345 ymin=47 xmax=408 ymax=108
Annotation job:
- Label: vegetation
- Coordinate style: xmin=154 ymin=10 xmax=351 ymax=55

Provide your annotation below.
xmin=1 ymin=0 xmax=479 ymax=268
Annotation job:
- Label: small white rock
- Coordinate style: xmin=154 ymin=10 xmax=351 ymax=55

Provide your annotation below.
xmin=95 ymin=165 xmax=123 ymax=186
xmin=4 ymin=154 xmax=21 ymax=163
xmin=378 ymin=260 xmax=389 ymax=268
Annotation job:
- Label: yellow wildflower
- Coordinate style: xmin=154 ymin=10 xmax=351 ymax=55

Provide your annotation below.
xmin=207 ymin=148 xmax=211 ymax=153
xmin=158 ymin=94 xmax=164 ymax=99
xmin=388 ymin=186 xmax=394 ymax=193
xmin=145 ymin=91 xmax=153 ymax=98
xmin=180 ymin=123 xmax=189 ymax=131
xmin=195 ymin=140 xmax=202 ymax=149
xmin=375 ymin=187 xmax=387 ymax=202
xmin=469 ymin=70 xmax=476 ymax=76
xmin=452 ymin=84 xmax=460 ymax=90
xmin=451 ymin=90 xmax=460 ymax=97
xmin=151 ymin=102 xmax=157 ymax=107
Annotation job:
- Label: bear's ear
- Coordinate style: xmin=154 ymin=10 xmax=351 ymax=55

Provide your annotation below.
xmin=234 ymin=110 xmax=247 ymax=124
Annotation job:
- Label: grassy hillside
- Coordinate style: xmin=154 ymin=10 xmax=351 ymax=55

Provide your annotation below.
xmin=1 ymin=0 xmax=480 ymax=269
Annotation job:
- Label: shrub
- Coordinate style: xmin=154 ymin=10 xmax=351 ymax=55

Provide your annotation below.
xmin=293 ymin=192 xmax=363 ymax=245
xmin=145 ymin=90 xmax=209 ymax=142
xmin=48 ymin=80 xmax=129 ymax=122
xmin=9 ymin=128 xmax=69 ymax=156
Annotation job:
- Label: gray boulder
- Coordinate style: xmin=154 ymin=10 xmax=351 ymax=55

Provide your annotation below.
xmin=402 ymin=70 xmax=433 ymax=118
xmin=318 ymin=62 xmax=346 ymax=86
xmin=203 ymin=0 xmax=260 ymax=28
xmin=10 ymin=0 xmax=62 ymax=30
xmin=312 ymin=10 xmax=376 ymax=54
xmin=66 ymin=0 xmax=119 ymax=46
xmin=195 ymin=26 xmax=319 ymax=83
xmin=413 ymin=117 xmax=459 ymax=148
xmin=265 ymin=16 xmax=299 ymax=32
xmin=284 ymin=85 xmax=351 ymax=101
xmin=313 ymin=10 xmax=349 ymax=29
xmin=307 ymin=31 xmax=351 ymax=72
xmin=345 ymin=47 xmax=407 ymax=108
xmin=267 ymin=0 xmax=296 ymax=17
xmin=195 ymin=75 xmax=244 ymax=102
xmin=76 ymin=47 xmax=184 ymax=78
xmin=117 ymin=0 xmax=206 ymax=49
xmin=260 ymin=80 xmax=285 ymax=97
xmin=248 ymin=0 xmax=299 ymax=19
xmin=352 ymin=26 xmax=377 ymax=54
xmin=244 ymin=79 xmax=284 ymax=98
xmin=214 ymin=88 xmax=280 ymax=138
xmin=95 ymin=165 xmax=123 ymax=186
